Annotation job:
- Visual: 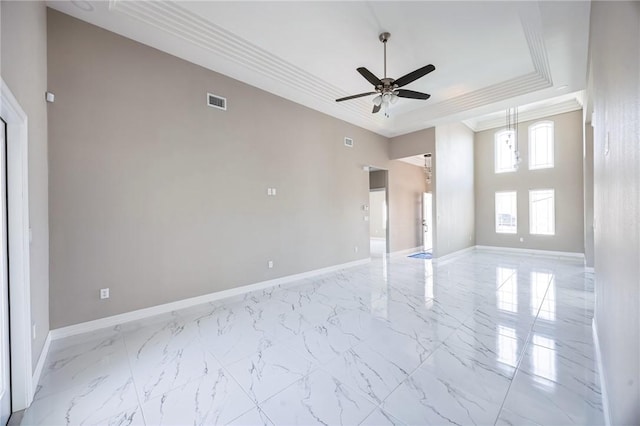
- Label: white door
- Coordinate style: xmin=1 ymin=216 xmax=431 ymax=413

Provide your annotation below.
xmin=422 ymin=192 xmax=433 ymax=251
xmin=0 ymin=118 xmax=10 ymax=425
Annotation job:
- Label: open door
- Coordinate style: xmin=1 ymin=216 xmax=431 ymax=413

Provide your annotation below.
xmin=422 ymin=192 xmax=433 ymax=252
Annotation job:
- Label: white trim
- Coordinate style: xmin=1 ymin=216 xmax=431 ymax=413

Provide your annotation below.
xmin=0 ymin=78 xmax=33 ymax=410
xmin=592 ymin=319 xmax=611 ymax=426
xmin=585 ymin=266 xmax=594 ymax=273
xmin=389 ymin=246 xmax=424 ymax=258
xmin=475 ymin=245 xmax=584 ymax=260
xmin=31 ymin=332 xmax=51 ymax=392
xmin=432 ymin=246 xmax=476 ymax=264
xmin=50 ymin=258 xmax=371 ymax=340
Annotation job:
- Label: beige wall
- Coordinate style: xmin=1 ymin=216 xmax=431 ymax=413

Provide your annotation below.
xmin=589 ymin=2 xmax=640 ymax=424
xmin=387 ymin=161 xmax=426 ymax=252
xmin=46 ymin=10 xmax=427 ymax=327
xmin=369 ymin=190 xmax=385 ymax=239
xmin=474 ymin=110 xmax=584 ymax=253
xmin=0 ymin=1 xmax=50 ymax=370
xmin=389 ymin=127 xmax=435 ymax=160
xmin=434 ymin=123 xmax=475 ymax=257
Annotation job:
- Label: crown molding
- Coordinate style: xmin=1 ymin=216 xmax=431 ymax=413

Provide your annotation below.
xmin=463 ymin=98 xmax=582 ymax=132
xmin=109 ymin=0 xmax=554 ymax=137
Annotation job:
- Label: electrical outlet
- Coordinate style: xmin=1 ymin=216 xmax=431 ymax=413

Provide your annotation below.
xmin=354 ymin=246 xmax=359 ymax=253
xmin=268 ymin=260 xmax=274 ymax=269
xmin=100 ymin=288 xmax=110 ymax=299
xmin=272 ymin=188 xmax=277 ymax=196
xmin=520 ymin=237 xmax=524 ymax=242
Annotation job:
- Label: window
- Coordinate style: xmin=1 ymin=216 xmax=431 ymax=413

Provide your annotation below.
xmin=529 ymin=189 xmax=555 ymax=235
xmin=495 ymin=191 xmax=517 ymax=233
xmin=495 ymin=130 xmax=517 ymax=173
xmin=529 ymin=122 xmax=554 ymax=169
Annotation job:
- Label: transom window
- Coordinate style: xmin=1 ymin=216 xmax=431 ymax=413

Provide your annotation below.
xmin=495 ymin=130 xmax=517 ymax=173
xmin=529 ymin=122 xmax=554 ymax=170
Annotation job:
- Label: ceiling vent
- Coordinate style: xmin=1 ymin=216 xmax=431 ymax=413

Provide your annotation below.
xmin=207 ymin=93 xmax=227 ymax=111
xmin=344 ymin=137 xmax=354 ymax=148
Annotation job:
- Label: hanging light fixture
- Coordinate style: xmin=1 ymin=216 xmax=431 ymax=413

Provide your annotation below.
xmin=505 ymin=107 xmax=521 ymax=169
xmin=424 ymin=153 xmax=432 ymax=184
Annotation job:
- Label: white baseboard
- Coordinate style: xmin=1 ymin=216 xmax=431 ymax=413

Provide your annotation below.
xmin=50 ymin=258 xmax=371 ymax=340
xmin=475 ymin=245 xmax=585 ymax=260
xmin=432 ymin=246 xmax=475 ymax=264
xmin=592 ymin=319 xmax=611 ymax=426
xmin=32 ymin=331 xmax=51 ymax=393
xmin=389 ymin=246 xmax=424 ymax=257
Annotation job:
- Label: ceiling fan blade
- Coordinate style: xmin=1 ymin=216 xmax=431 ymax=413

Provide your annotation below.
xmin=357 ymin=67 xmax=383 ymax=87
xmin=335 ymin=92 xmax=377 ymax=102
xmin=396 ymin=89 xmax=431 ymax=100
xmin=394 ymin=64 xmax=436 ymax=88
xmin=372 ymin=104 xmax=381 ymax=114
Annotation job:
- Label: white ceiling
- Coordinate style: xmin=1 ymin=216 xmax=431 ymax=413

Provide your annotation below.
xmin=48 ymin=1 xmax=591 ymax=137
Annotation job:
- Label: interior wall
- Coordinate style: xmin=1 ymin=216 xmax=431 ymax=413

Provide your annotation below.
xmin=46 ymin=10 xmax=428 ymax=328
xmin=474 ymin=110 xmax=584 ymax=253
xmin=387 ymin=161 xmax=426 ymax=252
xmin=369 ymin=170 xmax=386 ymax=190
xmin=434 ymin=123 xmax=475 ymax=257
xmin=368 ymin=190 xmax=385 ymax=239
xmin=0 ymin=0 xmax=50 ymax=370
xmin=589 ymin=2 xmax=640 ymax=424
xmin=389 ymin=127 xmax=435 ymax=160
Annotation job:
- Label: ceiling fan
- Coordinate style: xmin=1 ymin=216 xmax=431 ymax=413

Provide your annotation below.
xmin=336 ymin=32 xmax=435 ymax=116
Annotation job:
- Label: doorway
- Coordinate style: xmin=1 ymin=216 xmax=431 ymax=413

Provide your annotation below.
xmin=423 ymin=192 xmax=433 ymax=252
xmin=369 ymin=189 xmax=387 ymax=256
xmin=368 ymin=168 xmax=389 ymax=256
xmin=0 ymin=118 xmax=10 ymax=425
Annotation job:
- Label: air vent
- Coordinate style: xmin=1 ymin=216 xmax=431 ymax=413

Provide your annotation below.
xmin=207 ymin=93 xmax=227 ymax=110
xmin=344 ymin=137 xmax=354 ymax=148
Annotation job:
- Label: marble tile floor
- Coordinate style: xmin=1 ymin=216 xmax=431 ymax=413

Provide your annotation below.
xmin=23 ymin=251 xmax=605 ymax=425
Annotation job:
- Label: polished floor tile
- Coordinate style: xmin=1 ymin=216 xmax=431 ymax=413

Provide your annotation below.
xmin=24 ymin=251 xmax=604 ymax=425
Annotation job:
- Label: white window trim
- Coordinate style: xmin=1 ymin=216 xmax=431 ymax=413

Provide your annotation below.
xmin=528 ymin=121 xmax=554 ymax=170
xmin=495 ymin=130 xmax=517 ymax=174
xmin=495 ymin=191 xmax=518 ymax=234
xmin=529 ymin=189 xmax=556 ymax=236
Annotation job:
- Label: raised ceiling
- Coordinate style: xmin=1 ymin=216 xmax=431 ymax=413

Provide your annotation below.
xmin=48 ymin=1 xmax=591 ymax=137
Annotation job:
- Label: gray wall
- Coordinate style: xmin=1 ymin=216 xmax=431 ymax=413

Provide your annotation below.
xmin=589 ymin=2 xmax=640 ymax=424
xmin=434 ymin=123 xmax=475 ymax=257
xmin=0 ymin=0 xmax=50 ymax=370
xmin=474 ymin=110 xmax=584 ymax=253
xmin=369 ymin=170 xmax=386 ymax=190
xmin=46 ymin=10 xmax=426 ymax=328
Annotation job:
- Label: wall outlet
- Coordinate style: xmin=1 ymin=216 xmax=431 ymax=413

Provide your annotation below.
xmin=272 ymin=188 xmax=277 ymax=196
xmin=364 ymin=215 xmax=369 ymax=221
xmin=100 ymin=288 xmax=110 ymax=299
xmin=267 ymin=260 xmax=274 ymax=269
xmin=354 ymin=246 xmax=359 ymax=253
xmin=520 ymin=237 xmax=524 ymax=242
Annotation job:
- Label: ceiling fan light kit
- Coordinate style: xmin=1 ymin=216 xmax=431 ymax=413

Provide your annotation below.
xmin=336 ymin=32 xmax=435 ymax=117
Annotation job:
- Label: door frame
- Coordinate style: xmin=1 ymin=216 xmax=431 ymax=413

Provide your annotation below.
xmin=0 ymin=77 xmax=34 ymax=411
xmin=422 ymin=192 xmax=433 ymax=251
